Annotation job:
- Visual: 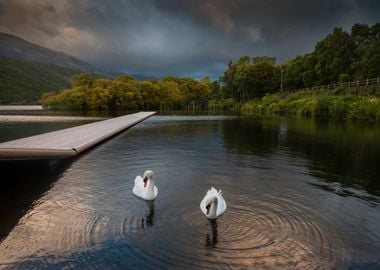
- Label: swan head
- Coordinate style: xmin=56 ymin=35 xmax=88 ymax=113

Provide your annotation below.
xmin=205 ymin=195 xmax=217 ymax=215
xmin=143 ymin=170 xmax=155 ymax=188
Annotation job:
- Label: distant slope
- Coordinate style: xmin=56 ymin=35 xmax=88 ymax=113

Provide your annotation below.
xmin=0 ymin=57 xmax=78 ymax=104
xmin=0 ymin=33 xmax=97 ymax=104
xmin=0 ymin=32 xmax=93 ymax=71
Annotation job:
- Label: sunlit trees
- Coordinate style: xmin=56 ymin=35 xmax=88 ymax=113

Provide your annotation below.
xmin=42 ymin=73 xmax=214 ymax=110
xmin=71 ymin=73 xmax=95 ymax=87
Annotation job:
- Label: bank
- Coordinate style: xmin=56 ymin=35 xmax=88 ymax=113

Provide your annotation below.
xmin=237 ymin=87 xmax=380 ymax=122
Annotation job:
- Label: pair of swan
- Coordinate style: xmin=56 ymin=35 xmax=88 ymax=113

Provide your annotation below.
xmin=133 ymin=170 xmax=227 ymax=219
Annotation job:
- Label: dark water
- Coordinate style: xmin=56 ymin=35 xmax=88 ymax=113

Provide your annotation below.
xmin=0 ymin=115 xmax=379 ymax=269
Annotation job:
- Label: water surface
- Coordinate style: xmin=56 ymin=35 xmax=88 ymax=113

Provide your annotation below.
xmin=0 ymin=115 xmax=379 ymax=269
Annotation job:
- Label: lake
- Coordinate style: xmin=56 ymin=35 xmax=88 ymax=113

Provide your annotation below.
xmin=0 ymin=110 xmax=379 ymax=269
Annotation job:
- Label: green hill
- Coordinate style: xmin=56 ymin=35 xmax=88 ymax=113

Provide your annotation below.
xmin=0 ymin=32 xmax=99 ymax=104
xmin=0 ymin=33 xmax=93 ymax=71
xmin=0 ymin=57 xmax=79 ymax=104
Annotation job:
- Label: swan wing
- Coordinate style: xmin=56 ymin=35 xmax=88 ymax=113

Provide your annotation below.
xmin=210 ymin=187 xmax=227 ymax=216
xmin=200 ymin=187 xmax=218 ymax=206
xmin=200 ymin=193 xmax=209 ymax=216
xmin=133 ymin=175 xmax=144 ymax=197
xmin=153 ymin=185 xmax=158 ymax=198
xmin=216 ymin=194 xmax=227 ymax=216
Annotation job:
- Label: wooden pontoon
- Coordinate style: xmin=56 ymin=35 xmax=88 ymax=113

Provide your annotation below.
xmin=0 ymin=111 xmax=155 ymax=160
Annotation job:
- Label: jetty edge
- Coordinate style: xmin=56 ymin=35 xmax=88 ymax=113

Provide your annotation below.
xmin=0 ymin=111 xmax=156 ymax=160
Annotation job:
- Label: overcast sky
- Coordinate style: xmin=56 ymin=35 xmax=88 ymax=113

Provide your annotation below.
xmin=0 ymin=0 xmax=379 ymax=78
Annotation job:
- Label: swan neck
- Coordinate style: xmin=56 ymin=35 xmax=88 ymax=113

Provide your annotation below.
xmin=146 ymin=179 xmax=155 ymax=194
xmin=209 ymin=198 xmax=218 ymax=218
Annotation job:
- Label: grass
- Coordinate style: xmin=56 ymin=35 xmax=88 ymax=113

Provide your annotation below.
xmin=239 ymin=87 xmax=380 ymax=121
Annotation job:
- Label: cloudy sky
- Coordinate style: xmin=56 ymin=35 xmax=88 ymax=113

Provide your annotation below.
xmin=0 ymin=0 xmax=379 ymax=78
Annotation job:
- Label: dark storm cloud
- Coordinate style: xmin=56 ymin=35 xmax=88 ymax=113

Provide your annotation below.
xmin=0 ymin=0 xmax=379 ymax=78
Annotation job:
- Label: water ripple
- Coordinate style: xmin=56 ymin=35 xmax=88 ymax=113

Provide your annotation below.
xmin=0 ymin=116 xmax=379 ymax=269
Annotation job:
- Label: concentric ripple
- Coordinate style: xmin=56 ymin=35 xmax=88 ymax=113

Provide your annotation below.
xmin=0 ymin=116 xmax=379 ymax=269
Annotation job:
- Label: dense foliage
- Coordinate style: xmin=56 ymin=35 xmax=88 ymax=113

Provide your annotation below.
xmin=0 ymin=57 xmax=78 ymax=104
xmin=282 ymin=23 xmax=380 ymax=89
xmin=240 ymin=87 xmax=380 ymax=121
xmin=220 ymin=23 xmax=380 ymax=101
xmin=42 ymin=73 xmax=214 ymax=110
xmin=220 ymin=56 xmax=280 ymax=102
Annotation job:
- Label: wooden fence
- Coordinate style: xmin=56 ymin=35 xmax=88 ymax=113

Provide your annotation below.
xmin=289 ymin=77 xmax=380 ymax=93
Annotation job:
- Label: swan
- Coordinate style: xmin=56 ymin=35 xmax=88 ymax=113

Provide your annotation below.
xmin=200 ymin=187 xmax=227 ymax=219
xmin=133 ymin=170 xmax=158 ymax=200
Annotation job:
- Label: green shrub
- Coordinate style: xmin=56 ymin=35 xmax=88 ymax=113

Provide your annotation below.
xmin=239 ymin=88 xmax=379 ymax=122
xmin=315 ymin=95 xmax=332 ymax=117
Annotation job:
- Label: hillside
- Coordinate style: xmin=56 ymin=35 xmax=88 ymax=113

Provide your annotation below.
xmin=0 ymin=57 xmax=81 ymax=104
xmin=0 ymin=33 xmax=93 ymax=71
xmin=0 ymin=33 xmax=96 ymax=104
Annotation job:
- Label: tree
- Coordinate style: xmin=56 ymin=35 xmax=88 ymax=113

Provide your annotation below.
xmin=220 ymin=56 xmax=280 ymax=102
xmin=71 ymin=73 xmax=95 ymax=87
xmin=220 ymin=59 xmax=239 ymax=101
xmin=313 ymin=28 xmax=357 ymax=84
xmin=351 ymin=23 xmax=380 ymax=79
xmin=252 ymin=56 xmax=276 ymax=65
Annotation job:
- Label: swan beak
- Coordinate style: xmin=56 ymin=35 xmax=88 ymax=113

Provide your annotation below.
xmin=143 ymin=177 xmax=148 ymax=188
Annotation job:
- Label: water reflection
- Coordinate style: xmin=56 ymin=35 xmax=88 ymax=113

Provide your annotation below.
xmin=0 ymin=116 xmax=379 ymax=269
xmin=0 ymin=159 xmax=72 ymax=242
xmin=222 ymin=117 xmax=380 ymax=199
xmin=141 ymin=200 xmax=155 ymax=229
xmin=205 ymin=219 xmax=218 ymax=248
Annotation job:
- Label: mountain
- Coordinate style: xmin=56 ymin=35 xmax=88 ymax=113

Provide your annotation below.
xmin=0 ymin=33 xmax=96 ymax=104
xmin=0 ymin=33 xmax=93 ymax=71
xmin=0 ymin=57 xmax=80 ymax=104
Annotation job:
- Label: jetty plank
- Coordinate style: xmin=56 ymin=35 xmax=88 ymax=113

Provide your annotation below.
xmin=0 ymin=111 xmax=155 ymax=159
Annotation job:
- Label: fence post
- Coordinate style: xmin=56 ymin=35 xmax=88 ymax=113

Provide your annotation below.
xmin=367 ymin=78 xmax=369 ymax=85
xmin=357 ymin=80 xmax=359 ymax=86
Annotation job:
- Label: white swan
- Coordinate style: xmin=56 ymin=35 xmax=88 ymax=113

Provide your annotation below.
xmin=200 ymin=187 xmax=227 ymax=219
xmin=133 ymin=170 xmax=158 ymax=200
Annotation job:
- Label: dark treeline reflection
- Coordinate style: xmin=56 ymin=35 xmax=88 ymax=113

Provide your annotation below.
xmin=205 ymin=219 xmax=218 ymax=248
xmin=0 ymin=159 xmax=72 ymax=241
xmin=222 ymin=117 xmax=380 ymax=197
xmin=141 ymin=200 xmax=155 ymax=229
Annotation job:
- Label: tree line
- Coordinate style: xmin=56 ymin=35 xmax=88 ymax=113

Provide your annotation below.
xmin=42 ymin=73 xmax=217 ymax=110
xmin=42 ymin=23 xmax=379 ymax=109
xmin=219 ymin=23 xmax=380 ymax=103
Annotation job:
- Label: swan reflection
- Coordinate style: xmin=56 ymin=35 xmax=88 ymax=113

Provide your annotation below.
xmin=205 ymin=219 xmax=218 ymax=248
xmin=141 ymin=200 xmax=155 ymax=229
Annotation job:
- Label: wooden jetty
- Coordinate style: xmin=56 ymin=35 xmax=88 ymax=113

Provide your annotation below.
xmin=0 ymin=111 xmax=155 ymax=160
